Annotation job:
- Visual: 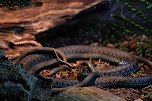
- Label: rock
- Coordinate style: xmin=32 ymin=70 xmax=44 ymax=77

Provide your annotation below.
xmin=50 ymin=87 xmax=126 ymax=101
xmin=0 ymin=0 xmax=109 ymax=59
xmin=0 ymin=33 xmax=42 ymax=59
xmin=0 ymin=51 xmax=52 ymax=101
xmin=0 ymin=0 xmax=108 ymax=35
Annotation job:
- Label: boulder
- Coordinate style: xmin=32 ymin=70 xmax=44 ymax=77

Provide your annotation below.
xmin=0 ymin=51 xmax=52 ymax=101
xmin=50 ymin=87 xmax=126 ymax=101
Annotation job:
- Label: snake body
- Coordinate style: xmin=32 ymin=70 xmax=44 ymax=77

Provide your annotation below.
xmin=15 ymin=45 xmax=138 ymax=74
xmin=15 ymin=45 xmax=152 ymax=93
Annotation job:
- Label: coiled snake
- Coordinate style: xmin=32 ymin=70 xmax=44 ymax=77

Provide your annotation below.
xmin=14 ymin=45 xmax=152 ymax=93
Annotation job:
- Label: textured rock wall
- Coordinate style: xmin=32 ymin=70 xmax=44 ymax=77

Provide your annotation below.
xmin=0 ymin=51 xmax=52 ymax=101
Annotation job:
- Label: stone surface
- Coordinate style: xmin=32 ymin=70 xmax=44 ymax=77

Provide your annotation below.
xmin=0 ymin=51 xmax=52 ymax=101
xmin=0 ymin=0 xmax=107 ymax=34
xmin=50 ymin=87 xmax=126 ymax=101
xmin=0 ymin=33 xmax=42 ymax=59
xmin=0 ymin=32 xmax=38 ymax=60
xmin=0 ymin=0 xmax=109 ymax=60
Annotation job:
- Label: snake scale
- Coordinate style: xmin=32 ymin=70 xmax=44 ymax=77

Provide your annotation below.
xmin=14 ymin=45 xmax=152 ymax=93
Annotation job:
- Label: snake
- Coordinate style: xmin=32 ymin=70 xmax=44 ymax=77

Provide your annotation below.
xmin=14 ymin=45 xmax=152 ymax=93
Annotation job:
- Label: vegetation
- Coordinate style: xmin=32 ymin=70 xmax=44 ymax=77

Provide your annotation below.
xmin=103 ymin=0 xmax=152 ymax=61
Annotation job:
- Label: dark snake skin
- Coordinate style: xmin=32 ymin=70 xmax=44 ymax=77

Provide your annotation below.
xmin=14 ymin=45 xmax=152 ymax=93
